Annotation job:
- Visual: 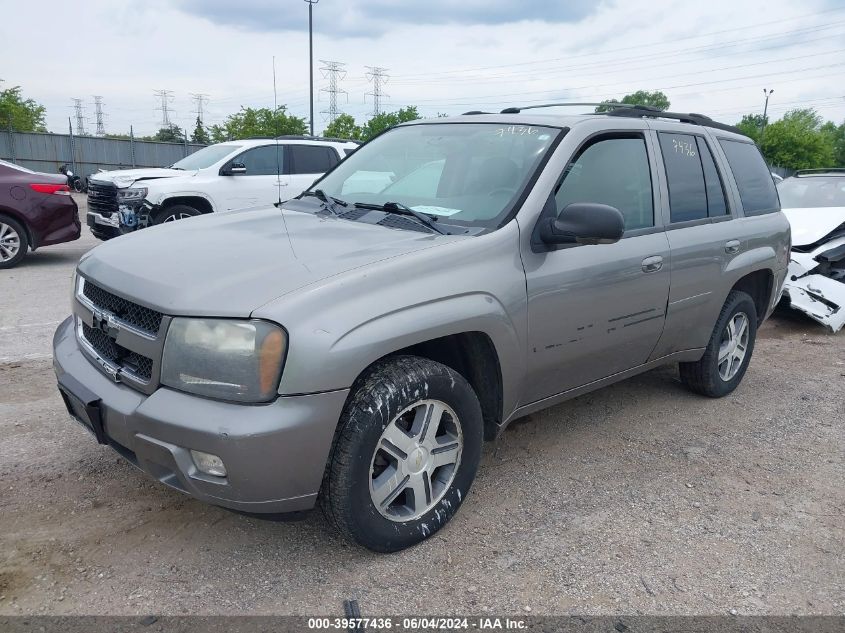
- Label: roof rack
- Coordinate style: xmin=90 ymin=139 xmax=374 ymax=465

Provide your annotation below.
xmin=795 ymin=168 xmax=845 ymax=176
xmin=498 ymin=102 xmax=639 ymax=114
xmin=605 ymin=106 xmax=742 ymax=134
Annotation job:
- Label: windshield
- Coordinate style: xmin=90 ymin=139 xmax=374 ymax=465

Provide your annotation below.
xmin=777 ymin=176 xmax=845 ymax=208
xmin=312 ymin=123 xmax=561 ymax=228
xmin=171 ymin=144 xmax=242 ymax=170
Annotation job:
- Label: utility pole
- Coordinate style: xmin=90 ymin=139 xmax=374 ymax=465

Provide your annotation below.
xmin=153 ymin=89 xmax=175 ymax=130
xmin=761 ymin=88 xmax=774 ymax=134
xmin=319 ymin=60 xmax=347 ymax=125
xmin=190 ymin=93 xmax=209 ymax=126
xmin=304 ymin=0 xmax=319 ymax=136
xmin=92 ymin=96 xmax=106 ymax=136
xmin=71 ymin=98 xmax=87 ymax=136
xmin=365 ymin=66 xmax=389 ymax=117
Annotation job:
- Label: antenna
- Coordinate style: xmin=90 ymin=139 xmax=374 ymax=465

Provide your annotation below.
xmin=273 ymin=56 xmax=284 ymax=208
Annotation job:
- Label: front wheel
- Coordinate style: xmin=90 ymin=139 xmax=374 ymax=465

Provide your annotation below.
xmin=153 ymin=204 xmax=201 ymax=224
xmin=321 ymin=356 xmax=483 ymax=552
xmin=679 ymin=290 xmax=758 ymax=398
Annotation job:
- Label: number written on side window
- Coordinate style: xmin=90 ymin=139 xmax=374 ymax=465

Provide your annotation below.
xmin=671 ymin=137 xmax=697 ymax=157
xmin=659 ymin=133 xmax=728 ymax=222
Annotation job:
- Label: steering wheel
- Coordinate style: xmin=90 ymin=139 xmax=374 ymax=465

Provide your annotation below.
xmin=488 ymin=187 xmax=517 ymax=198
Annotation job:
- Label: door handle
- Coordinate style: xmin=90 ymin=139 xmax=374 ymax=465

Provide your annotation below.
xmin=725 ymin=239 xmax=741 ymax=254
xmin=641 ymin=255 xmax=663 ymax=273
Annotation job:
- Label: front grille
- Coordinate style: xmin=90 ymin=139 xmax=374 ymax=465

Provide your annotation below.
xmin=83 ymin=280 xmax=163 ymax=335
xmin=81 ymin=322 xmax=154 ymax=382
xmin=87 ymin=181 xmax=119 ymax=217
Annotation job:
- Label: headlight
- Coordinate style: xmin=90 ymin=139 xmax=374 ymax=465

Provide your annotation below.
xmin=117 ymin=186 xmax=148 ymax=202
xmin=161 ymin=318 xmax=287 ymax=403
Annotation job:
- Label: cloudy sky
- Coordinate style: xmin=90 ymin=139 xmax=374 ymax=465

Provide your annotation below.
xmin=1 ymin=0 xmax=844 ymax=136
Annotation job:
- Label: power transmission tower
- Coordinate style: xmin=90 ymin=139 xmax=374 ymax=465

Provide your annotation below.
xmin=71 ymin=98 xmax=87 ymax=136
xmin=319 ymin=60 xmax=347 ymax=124
xmin=92 ymin=96 xmax=106 ymax=136
xmin=153 ymin=89 xmax=175 ymax=129
xmin=365 ymin=66 xmax=389 ymax=117
xmin=190 ymin=93 xmax=209 ymax=126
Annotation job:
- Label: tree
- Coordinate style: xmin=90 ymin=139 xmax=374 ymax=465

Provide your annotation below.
xmin=0 ymin=83 xmax=46 ymax=132
xmin=759 ymin=108 xmax=834 ymax=170
xmin=735 ymin=114 xmax=767 ymax=143
xmin=322 ymin=113 xmax=361 ymax=140
xmin=209 ymin=106 xmax=306 ymax=142
xmin=146 ymin=125 xmax=186 ymax=143
xmin=820 ymin=120 xmax=845 ymax=167
xmin=595 ymin=90 xmax=670 ymax=113
xmin=359 ymin=106 xmax=421 ymax=141
xmin=191 ymin=116 xmax=210 ymax=144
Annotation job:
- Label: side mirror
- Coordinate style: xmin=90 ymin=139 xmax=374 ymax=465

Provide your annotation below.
xmin=539 ymin=202 xmax=625 ymax=246
xmin=224 ymin=162 xmax=247 ymax=176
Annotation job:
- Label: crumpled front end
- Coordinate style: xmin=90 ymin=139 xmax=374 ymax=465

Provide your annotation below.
xmin=782 ymin=215 xmax=845 ymax=333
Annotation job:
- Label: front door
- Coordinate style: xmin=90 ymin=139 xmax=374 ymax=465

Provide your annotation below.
xmin=216 ymin=145 xmax=288 ymax=210
xmin=521 ymin=132 xmax=671 ymax=405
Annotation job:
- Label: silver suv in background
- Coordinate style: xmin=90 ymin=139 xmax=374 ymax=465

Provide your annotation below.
xmin=54 ymin=105 xmax=789 ymax=552
xmin=86 ymin=136 xmax=359 ymax=240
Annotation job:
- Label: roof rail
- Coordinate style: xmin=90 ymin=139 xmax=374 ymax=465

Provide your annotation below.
xmin=795 ymin=168 xmax=845 ymax=176
xmin=498 ymin=102 xmax=640 ymax=114
xmin=605 ymin=106 xmax=742 ymax=134
xmin=273 ymin=134 xmax=361 ymax=144
xmin=462 ymin=110 xmax=492 ymax=115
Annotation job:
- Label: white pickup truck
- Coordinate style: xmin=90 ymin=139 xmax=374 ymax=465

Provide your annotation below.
xmin=86 ymin=137 xmax=359 ymax=240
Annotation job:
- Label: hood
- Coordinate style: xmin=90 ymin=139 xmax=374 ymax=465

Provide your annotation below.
xmin=782 ymin=207 xmax=845 ymax=247
xmin=78 ymin=206 xmax=460 ymax=317
xmin=90 ymin=168 xmax=194 ymax=188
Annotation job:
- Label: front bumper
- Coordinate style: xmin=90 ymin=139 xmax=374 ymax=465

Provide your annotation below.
xmin=53 ymin=316 xmax=349 ymax=513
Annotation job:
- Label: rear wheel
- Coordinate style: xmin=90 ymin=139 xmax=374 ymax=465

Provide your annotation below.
xmin=0 ymin=215 xmax=28 ymax=269
xmin=321 ymin=356 xmax=483 ymax=552
xmin=153 ymin=204 xmax=201 ymax=224
xmin=679 ymin=290 xmax=758 ymax=397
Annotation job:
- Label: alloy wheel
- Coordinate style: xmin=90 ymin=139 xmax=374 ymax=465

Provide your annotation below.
xmin=369 ymin=399 xmax=463 ymax=522
xmin=718 ymin=312 xmax=749 ymax=381
xmin=163 ymin=212 xmax=194 ymax=222
xmin=0 ymin=222 xmax=21 ymax=262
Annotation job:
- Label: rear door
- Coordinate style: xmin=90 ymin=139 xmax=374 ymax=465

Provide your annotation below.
xmin=286 ymin=145 xmax=341 ymax=196
xmin=647 ymin=126 xmax=738 ymax=358
xmin=521 ymin=130 xmax=671 ymax=404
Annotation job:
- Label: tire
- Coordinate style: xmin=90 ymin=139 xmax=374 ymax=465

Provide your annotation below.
xmin=321 ymin=355 xmax=483 ymax=552
xmin=153 ymin=204 xmax=201 ymax=225
xmin=72 ymin=178 xmax=84 ymax=193
xmin=679 ymin=290 xmax=758 ymax=398
xmin=0 ymin=215 xmax=29 ymax=269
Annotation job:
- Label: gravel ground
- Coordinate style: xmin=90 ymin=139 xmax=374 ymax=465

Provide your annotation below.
xmin=0 ymin=194 xmax=843 ymax=616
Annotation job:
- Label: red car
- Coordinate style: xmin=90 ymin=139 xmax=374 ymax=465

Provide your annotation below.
xmin=0 ymin=159 xmax=81 ymax=269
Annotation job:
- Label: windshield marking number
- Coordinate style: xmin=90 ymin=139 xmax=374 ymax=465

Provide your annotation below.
xmin=495 ymin=125 xmax=537 ymax=137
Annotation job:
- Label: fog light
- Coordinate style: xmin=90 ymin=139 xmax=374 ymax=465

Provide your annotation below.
xmin=191 ymin=450 xmax=227 ymax=477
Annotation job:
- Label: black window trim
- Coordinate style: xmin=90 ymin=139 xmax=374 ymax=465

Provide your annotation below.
xmin=652 ymin=129 xmax=735 ymax=230
xmin=533 ymin=129 xmax=663 ymax=251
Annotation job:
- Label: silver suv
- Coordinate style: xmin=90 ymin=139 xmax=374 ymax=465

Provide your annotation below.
xmin=53 ymin=105 xmax=790 ymax=552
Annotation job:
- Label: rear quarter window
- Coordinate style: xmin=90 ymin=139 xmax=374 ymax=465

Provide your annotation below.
xmin=718 ymin=139 xmax=779 ymax=215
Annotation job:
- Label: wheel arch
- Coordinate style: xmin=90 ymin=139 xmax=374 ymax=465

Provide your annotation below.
xmin=159 ymin=195 xmax=214 ymax=214
xmin=0 ymin=207 xmax=34 ymax=250
xmin=728 ymin=267 xmax=774 ymax=325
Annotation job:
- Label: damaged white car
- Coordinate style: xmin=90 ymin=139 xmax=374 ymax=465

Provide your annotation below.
xmin=778 ymin=169 xmax=845 ymax=332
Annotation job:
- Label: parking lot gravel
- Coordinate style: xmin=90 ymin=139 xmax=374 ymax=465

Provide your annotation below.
xmin=0 ymin=194 xmax=843 ymax=616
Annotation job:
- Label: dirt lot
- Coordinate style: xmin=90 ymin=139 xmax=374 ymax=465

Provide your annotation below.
xmin=0 ymin=194 xmax=843 ymax=616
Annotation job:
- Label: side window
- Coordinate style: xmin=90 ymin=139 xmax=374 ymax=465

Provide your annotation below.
xmin=658 ymin=133 xmax=708 ymax=223
xmin=696 ymin=137 xmax=729 ymax=217
xmin=290 ymin=145 xmax=339 ymax=174
xmin=718 ymin=139 xmax=780 ymax=215
xmin=555 ymin=136 xmax=654 ymax=231
xmin=235 ymin=146 xmax=282 ymax=176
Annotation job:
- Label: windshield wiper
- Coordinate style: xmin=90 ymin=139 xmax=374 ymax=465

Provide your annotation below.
xmin=296 ymin=189 xmax=348 ymax=216
xmin=358 ymin=201 xmax=449 ymax=235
